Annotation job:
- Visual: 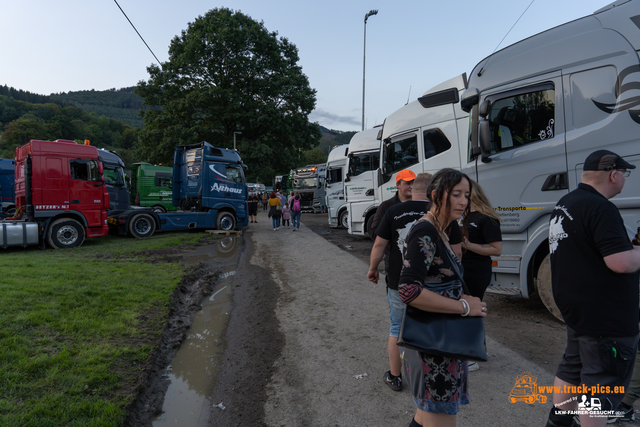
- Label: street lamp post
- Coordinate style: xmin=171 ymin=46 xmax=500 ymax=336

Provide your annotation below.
xmin=362 ymin=9 xmax=378 ymax=131
xmin=233 ymin=131 xmax=242 ymax=150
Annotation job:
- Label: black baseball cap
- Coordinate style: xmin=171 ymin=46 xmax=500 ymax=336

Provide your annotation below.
xmin=583 ymin=150 xmax=635 ymax=172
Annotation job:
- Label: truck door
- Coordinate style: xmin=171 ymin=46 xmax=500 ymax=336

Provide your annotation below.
xmin=462 ymin=74 xmax=566 ymax=234
xmin=68 ymin=159 xmax=104 ymax=227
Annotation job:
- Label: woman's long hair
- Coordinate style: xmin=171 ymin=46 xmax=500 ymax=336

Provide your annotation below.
xmin=426 ymin=168 xmax=472 ymax=233
xmin=469 ymin=179 xmax=502 ymax=222
xmin=270 ymin=191 xmax=276 ymax=199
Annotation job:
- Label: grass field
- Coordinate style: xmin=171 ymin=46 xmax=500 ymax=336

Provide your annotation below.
xmin=0 ymin=232 xmax=214 ymax=427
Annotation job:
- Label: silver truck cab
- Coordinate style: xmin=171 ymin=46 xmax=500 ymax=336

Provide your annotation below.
xmin=459 ymin=0 xmax=640 ymax=317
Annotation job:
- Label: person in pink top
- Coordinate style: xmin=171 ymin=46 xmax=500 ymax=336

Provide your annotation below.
xmin=281 ymin=203 xmax=292 ymax=229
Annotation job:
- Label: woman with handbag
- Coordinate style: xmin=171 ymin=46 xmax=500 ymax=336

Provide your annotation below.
xmin=398 ymin=168 xmax=487 ymax=427
xmin=268 ymin=192 xmax=282 ymax=230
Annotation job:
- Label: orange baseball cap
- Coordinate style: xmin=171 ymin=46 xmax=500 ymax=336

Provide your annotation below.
xmin=396 ymin=169 xmax=416 ymax=184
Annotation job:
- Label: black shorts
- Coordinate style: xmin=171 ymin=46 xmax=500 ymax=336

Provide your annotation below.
xmin=248 ymin=208 xmax=258 ymax=215
xmin=556 ymin=326 xmax=638 ymax=410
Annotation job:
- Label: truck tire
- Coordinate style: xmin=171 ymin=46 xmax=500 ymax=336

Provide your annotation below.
xmin=151 ymin=205 xmax=166 ymax=213
xmin=339 ymin=209 xmax=349 ymax=229
xmin=4 ymin=207 xmax=15 ymax=217
xmin=129 ymin=213 xmax=156 ymax=238
xmin=366 ymin=215 xmax=375 ymax=240
xmin=216 ymin=212 xmax=236 ymax=231
xmin=535 ymin=254 xmax=563 ymax=321
xmin=47 ymin=218 xmax=85 ymax=249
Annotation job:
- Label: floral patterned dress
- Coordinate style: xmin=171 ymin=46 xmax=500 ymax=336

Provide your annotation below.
xmin=398 ymin=219 xmax=469 ymax=415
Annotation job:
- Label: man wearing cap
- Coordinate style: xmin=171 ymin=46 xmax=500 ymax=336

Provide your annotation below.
xmin=546 ymin=150 xmax=640 ymax=427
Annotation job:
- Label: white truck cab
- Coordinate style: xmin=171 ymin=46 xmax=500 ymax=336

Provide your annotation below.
xmin=325 ymin=144 xmax=349 ymax=228
xmin=460 ymin=0 xmax=640 ymax=317
xmin=345 ymin=128 xmax=382 ymax=237
xmin=378 ymin=74 xmax=470 ymax=205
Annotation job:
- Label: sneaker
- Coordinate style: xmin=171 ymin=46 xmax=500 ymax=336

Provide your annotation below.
xmin=608 ymin=402 xmax=635 ymax=423
xmin=468 ymin=361 xmax=480 ymax=371
xmin=383 ymin=370 xmax=402 ymax=392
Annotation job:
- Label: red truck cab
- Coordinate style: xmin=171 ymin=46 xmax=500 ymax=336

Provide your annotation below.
xmin=13 ymin=139 xmax=110 ymax=248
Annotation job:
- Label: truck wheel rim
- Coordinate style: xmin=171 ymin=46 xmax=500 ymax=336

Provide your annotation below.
xmin=57 ymin=226 xmax=78 ymax=245
xmin=135 ymin=219 xmax=150 ymax=233
xmin=220 ymin=216 xmax=232 ymax=230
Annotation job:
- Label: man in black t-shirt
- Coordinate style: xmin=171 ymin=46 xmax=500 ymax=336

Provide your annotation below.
xmin=546 ymin=150 xmax=640 ymax=427
xmin=247 ymin=190 xmax=260 ymax=223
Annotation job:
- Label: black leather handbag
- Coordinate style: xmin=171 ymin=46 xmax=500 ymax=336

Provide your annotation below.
xmin=396 ymin=239 xmax=488 ymax=362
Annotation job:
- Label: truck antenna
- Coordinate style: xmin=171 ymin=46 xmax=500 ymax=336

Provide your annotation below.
xmin=478 ymin=0 xmax=535 ymax=76
xmin=405 ymin=86 xmax=412 ymax=105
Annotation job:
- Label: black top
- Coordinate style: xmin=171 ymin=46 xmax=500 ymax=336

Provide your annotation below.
xmin=462 ymin=211 xmax=502 ymax=264
xmin=399 ymin=219 xmax=463 ymax=305
xmin=549 ymin=183 xmax=639 ymax=337
xmin=376 ymin=201 xmax=462 ymax=291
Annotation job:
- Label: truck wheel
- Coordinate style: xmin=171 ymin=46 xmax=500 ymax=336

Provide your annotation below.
xmin=47 ymin=218 xmax=85 ymax=249
xmin=366 ymin=215 xmax=375 ymax=240
xmin=536 ymin=254 xmax=563 ymax=321
xmin=339 ymin=210 xmax=349 ymax=229
xmin=216 ymin=212 xmax=236 ymax=231
xmin=129 ymin=213 xmax=156 ymax=238
xmin=4 ymin=207 xmax=15 ymax=217
xmin=151 ymin=205 xmax=166 ymax=213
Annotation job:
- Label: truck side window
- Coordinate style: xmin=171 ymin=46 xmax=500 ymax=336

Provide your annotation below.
xmin=384 ymin=133 xmax=418 ymax=176
xmin=486 ymin=85 xmax=555 ymax=154
xmin=423 ymin=129 xmax=452 ymax=160
xmin=328 ymin=168 xmax=342 ymax=184
xmin=226 ymin=165 xmax=243 ymax=184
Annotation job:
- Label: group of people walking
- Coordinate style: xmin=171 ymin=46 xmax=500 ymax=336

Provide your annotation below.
xmin=366 ymin=149 xmax=640 ymax=427
xmin=247 ymin=189 xmax=304 ymax=231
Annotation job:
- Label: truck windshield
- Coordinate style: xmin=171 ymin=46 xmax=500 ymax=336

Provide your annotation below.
xmin=293 ymin=178 xmax=317 ymax=189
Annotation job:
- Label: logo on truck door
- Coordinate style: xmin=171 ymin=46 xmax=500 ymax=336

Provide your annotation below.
xmin=593 ymin=65 xmax=640 ymax=124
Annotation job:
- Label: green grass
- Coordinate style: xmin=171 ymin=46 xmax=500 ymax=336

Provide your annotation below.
xmin=0 ymin=232 xmax=216 ymax=427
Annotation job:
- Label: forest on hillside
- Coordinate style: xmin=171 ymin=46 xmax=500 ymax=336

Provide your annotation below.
xmin=0 ymin=84 xmax=357 ymax=172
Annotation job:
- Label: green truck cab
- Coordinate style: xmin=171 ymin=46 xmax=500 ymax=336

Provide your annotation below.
xmin=130 ymin=162 xmax=177 ymax=213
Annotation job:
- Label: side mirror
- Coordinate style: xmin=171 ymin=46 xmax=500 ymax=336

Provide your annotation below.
xmin=460 ymin=88 xmax=479 ymax=113
xmin=478 ymin=120 xmax=492 ymax=163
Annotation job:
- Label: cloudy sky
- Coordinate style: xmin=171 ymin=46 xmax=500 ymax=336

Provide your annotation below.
xmin=1 ymin=0 xmax=609 ymax=131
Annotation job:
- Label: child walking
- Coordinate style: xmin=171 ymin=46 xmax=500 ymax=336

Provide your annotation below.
xmin=282 ymin=203 xmax=291 ymax=229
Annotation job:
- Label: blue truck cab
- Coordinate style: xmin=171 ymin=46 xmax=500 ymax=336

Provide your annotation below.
xmin=107 ymin=141 xmax=248 ymax=237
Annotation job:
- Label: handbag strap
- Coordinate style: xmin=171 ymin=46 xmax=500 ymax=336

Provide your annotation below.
xmin=441 ymin=244 xmax=471 ymax=295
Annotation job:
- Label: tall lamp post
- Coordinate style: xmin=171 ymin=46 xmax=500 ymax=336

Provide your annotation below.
xmin=233 ymin=131 xmax=242 ymax=150
xmin=362 ymin=9 xmax=378 ymax=131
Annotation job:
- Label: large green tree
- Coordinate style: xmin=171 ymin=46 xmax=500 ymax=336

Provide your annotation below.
xmin=135 ymin=8 xmax=321 ymax=183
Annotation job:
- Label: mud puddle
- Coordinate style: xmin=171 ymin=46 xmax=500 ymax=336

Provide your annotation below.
xmin=152 ymin=235 xmax=244 ymax=427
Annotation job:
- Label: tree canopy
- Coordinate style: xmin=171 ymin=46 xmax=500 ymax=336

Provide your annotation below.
xmin=135 ymin=8 xmax=321 ymax=184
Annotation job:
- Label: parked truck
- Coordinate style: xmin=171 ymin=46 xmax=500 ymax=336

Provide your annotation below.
xmin=325 ymin=145 xmax=349 ymax=228
xmin=129 ymin=162 xmax=176 ymax=213
xmin=457 ymin=0 xmax=640 ymax=318
xmin=108 ymin=141 xmax=248 ymax=237
xmin=4 ymin=139 xmax=110 ymax=249
xmin=0 ymin=159 xmax=16 ymax=216
xmin=345 ymin=128 xmax=381 ymax=237
xmin=97 ymin=148 xmax=130 ymax=212
xmin=290 ymin=164 xmax=327 ymax=213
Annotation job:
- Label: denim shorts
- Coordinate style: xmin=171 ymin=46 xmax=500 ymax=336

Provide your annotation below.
xmin=388 ymin=288 xmax=405 ymax=338
xmin=556 ymin=326 xmax=638 ymax=411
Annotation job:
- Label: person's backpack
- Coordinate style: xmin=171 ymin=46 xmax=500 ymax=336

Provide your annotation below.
xmin=292 ymin=198 xmax=301 ymax=212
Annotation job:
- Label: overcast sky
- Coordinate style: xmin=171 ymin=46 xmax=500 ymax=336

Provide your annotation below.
xmin=1 ymin=0 xmax=610 ymax=132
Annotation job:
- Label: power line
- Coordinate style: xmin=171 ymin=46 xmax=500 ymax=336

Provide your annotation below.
xmin=113 ymin=0 xmax=162 ymax=65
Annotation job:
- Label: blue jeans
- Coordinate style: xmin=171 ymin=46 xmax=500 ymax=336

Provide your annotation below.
xmin=272 ymin=216 xmax=279 ymax=229
xmin=387 ymin=288 xmax=405 ymax=338
xmin=291 ymin=211 xmax=301 ymax=229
